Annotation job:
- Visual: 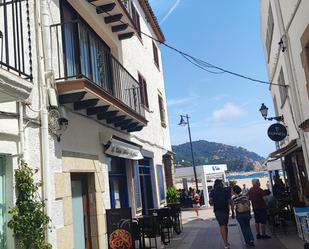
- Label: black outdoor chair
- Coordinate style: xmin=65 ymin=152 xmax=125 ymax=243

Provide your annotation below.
xmin=156 ymin=208 xmax=173 ymax=245
xmin=138 ymin=215 xmax=160 ymax=249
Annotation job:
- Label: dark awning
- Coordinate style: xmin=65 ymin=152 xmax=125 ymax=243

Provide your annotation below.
xmin=269 ymin=139 xmax=300 ymax=159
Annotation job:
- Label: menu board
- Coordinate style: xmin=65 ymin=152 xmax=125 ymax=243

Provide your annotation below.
xmin=106 ymin=208 xmax=134 ymax=249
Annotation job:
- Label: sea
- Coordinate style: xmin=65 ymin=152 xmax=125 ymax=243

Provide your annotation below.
xmin=226 ymin=171 xmax=269 ymax=180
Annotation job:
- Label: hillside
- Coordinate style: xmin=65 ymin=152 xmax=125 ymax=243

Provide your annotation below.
xmin=172 ymin=140 xmax=265 ymax=172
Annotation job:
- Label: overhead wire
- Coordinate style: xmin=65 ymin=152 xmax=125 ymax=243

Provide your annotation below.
xmin=88 ymin=1 xmax=287 ymax=88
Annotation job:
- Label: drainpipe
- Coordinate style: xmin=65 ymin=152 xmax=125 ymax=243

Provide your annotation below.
xmin=18 ymin=102 xmax=24 ymax=159
xmin=39 ymin=0 xmax=53 ymax=244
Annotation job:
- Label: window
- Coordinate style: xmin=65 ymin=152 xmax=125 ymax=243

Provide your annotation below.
xmin=158 ymin=94 xmax=166 ymax=127
xmin=278 ymin=69 xmax=287 ymax=106
xmin=152 ymin=41 xmax=159 ymax=69
xmin=131 ymin=2 xmax=141 ymax=38
xmin=300 ymin=24 xmax=309 ymax=97
xmin=138 ymin=74 xmax=149 ymax=108
xmin=265 ymin=4 xmax=274 ymax=62
xmin=133 ymin=161 xmax=142 ymax=210
xmin=273 ymin=95 xmax=279 ymax=117
xmin=156 ymin=165 xmax=165 ymax=202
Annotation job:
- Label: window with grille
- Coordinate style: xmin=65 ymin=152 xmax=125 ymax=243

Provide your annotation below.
xmin=278 ymin=69 xmax=288 ymax=106
xmin=158 ymin=94 xmax=166 ymax=127
xmin=265 ymin=4 xmax=274 ymax=62
xmin=152 ymin=41 xmax=159 ymax=69
xmin=138 ymin=74 xmax=149 ymax=108
xmin=131 ymin=2 xmax=141 ymax=38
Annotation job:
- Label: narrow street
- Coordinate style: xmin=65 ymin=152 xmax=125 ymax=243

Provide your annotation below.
xmin=167 ymin=209 xmax=304 ymax=249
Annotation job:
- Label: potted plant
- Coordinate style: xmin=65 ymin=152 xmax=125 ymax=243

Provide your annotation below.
xmin=166 ymin=187 xmax=180 ymax=205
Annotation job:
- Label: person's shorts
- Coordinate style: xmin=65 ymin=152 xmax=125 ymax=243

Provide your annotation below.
xmin=214 ymin=211 xmax=229 ymax=226
xmin=253 ymin=208 xmax=267 ymax=224
xmin=193 ymin=203 xmax=200 ymax=208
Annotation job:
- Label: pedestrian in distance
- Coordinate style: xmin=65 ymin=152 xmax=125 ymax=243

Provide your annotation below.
xmin=231 ymin=185 xmax=255 ymax=247
xmin=242 ymin=184 xmax=249 ymax=195
xmin=192 ymin=189 xmax=200 ymax=217
xmin=248 ymin=179 xmax=271 ymax=240
xmin=209 ymin=179 xmax=232 ymax=249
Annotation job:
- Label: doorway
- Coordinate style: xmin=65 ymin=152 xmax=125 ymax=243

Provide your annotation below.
xmin=139 ymin=159 xmax=154 ymax=214
xmin=108 ymin=157 xmax=129 ymax=209
xmin=71 ymin=174 xmax=92 ymax=249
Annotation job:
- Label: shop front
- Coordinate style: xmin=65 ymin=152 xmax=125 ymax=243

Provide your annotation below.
xmin=269 ymin=139 xmax=309 ymax=205
xmin=105 ymin=137 xmax=162 ymax=215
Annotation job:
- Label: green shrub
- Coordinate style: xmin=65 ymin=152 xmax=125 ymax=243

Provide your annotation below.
xmin=8 ymin=161 xmax=52 ymax=249
xmin=166 ymin=187 xmax=180 ymax=204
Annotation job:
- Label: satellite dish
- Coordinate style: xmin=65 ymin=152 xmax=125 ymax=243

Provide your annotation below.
xmin=48 ymin=109 xmax=61 ymax=132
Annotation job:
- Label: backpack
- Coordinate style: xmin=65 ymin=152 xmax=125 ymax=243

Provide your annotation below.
xmin=234 ymin=195 xmax=250 ymax=213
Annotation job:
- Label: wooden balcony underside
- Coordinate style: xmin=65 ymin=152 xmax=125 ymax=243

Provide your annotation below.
xmin=57 ymin=78 xmax=147 ymax=132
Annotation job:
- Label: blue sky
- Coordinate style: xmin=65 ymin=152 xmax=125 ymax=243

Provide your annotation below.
xmin=149 ymin=0 xmax=276 ymax=157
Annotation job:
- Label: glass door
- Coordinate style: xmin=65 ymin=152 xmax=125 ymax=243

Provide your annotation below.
xmin=71 ymin=174 xmax=92 ymax=249
xmin=138 ymin=159 xmax=154 ymax=214
xmin=108 ymin=157 xmax=129 ymax=209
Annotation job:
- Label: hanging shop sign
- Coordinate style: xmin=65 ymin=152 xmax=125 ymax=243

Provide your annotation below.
xmin=106 ymin=208 xmax=134 ymax=249
xmin=105 ymin=138 xmax=143 ymax=160
xmin=267 ymin=123 xmax=287 ymax=141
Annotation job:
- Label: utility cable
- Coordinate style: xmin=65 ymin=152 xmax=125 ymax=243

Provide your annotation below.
xmin=88 ymin=1 xmax=287 ymax=87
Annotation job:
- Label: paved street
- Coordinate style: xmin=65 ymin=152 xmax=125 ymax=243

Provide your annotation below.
xmin=166 ymin=209 xmax=304 ymax=249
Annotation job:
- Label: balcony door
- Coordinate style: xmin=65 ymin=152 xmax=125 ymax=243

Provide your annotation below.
xmin=61 ymin=0 xmax=113 ymax=93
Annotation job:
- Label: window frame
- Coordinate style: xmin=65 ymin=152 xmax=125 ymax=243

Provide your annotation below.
xmin=152 ymin=41 xmax=160 ymax=69
xmin=265 ymin=4 xmax=274 ymax=63
xmin=156 ymin=164 xmax=165 ymax=202
xmin=133 ymin=161 xmax=142 ymax=211
xmin=278 ymin=68 xmax=288 ymax=107
xmin=158 ymin=93 xmax=166 ymax=128
xmin=138 ymin=73 xmax=149 ymax=109
xmin=130 ymin=2 xmax=141 ymax=39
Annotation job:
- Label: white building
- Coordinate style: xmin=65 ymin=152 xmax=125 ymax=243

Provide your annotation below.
xmin=175 ymin=164 xmax=227 ymax=207
xmin=0 ymin=0 xmax=173 ymax=248
xmin=260 ymin=0 xmax=309 ymax=205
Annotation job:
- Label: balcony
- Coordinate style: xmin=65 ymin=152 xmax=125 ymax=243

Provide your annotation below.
xmin=0 ymin=0 xmax=33 ymax=103
xmin=51 ymin=20 xmax=147 ymax=132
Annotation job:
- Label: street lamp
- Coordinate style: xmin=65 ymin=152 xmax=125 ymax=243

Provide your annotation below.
xmin=178 ymin=114 xmax=198 ymax=191
xmin=259 ymin=103 xmax=284 ymax=122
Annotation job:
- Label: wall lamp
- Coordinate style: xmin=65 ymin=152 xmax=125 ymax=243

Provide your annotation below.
xmin=259 ymin=103 xmax=284 ymax=122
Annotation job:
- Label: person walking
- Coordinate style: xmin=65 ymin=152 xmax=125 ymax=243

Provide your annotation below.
xmin=192 ymin=189 xmax=200 ymax=217
xmin=242 ymin=184 xmax=249 ymax=195
xmin=232 ymin=185 xmax=255 ymax=247
xmin=209 ymin=179 xmax=232 ymax=249
xmin=248 ymin=179 xmax=271 ymax=239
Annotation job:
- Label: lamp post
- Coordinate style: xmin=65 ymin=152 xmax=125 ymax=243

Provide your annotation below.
xmin=259 ymin=103 xmax=284 ymax=122
xmin=178 ymin=114 xmax=198 ymax=191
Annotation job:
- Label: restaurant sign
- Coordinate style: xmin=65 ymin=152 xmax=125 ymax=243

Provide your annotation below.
xmin=106 ymin=208 xmax=134 ymax=249
xmin=267 ymin=123 xmax=287 ymax=141
xmin=105 ymin=138 xmax=143 ymax=160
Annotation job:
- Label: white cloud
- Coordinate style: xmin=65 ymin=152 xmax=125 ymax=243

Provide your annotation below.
xmin=167 ymin=97 xmax=193 ymax=107
xmin=160 ymin=0 xmax=181 ymax=24
xmin=211 ymin=102 xmax=245 ymax=121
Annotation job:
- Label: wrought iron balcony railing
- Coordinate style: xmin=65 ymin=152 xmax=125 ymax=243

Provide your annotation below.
xmin=0 ymin=0 xmax=32 ymax=80
xmin=50 ymin=20 xmax=145 ymax=118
